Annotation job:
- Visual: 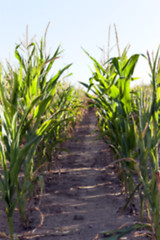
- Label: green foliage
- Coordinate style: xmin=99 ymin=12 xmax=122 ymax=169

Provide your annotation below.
xmin=101 ymin=223 xmax=151 ymax=240
xmin=82 ymin=46 xmax=160 ymax=239
xmin=0 ymin=33 xmax=84 ymax=239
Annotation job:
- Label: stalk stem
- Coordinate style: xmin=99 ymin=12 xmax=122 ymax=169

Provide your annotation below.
xmin=154 ymin=171 xmax=160 ymax=239
xmin=155 ymin=171 xmax=160 ymax=207
xmin=7 ymin=216 xmax=14 ymax=240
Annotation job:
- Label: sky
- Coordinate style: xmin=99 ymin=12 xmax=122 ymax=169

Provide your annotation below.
xmin=0 ymin=0 xmax=160 ymax=86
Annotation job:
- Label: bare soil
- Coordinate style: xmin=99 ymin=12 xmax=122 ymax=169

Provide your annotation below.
xmin=0 ymin=109 xmax=149 ymax=240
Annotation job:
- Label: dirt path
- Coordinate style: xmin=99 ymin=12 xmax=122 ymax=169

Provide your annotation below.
xmin=32 ymin=109 xmax=146 ymax=240
xmin=0 ymin=110 xmax=148 ymax=239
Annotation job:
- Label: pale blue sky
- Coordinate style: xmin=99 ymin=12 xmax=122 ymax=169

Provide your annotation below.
xmin=0 ymin=0 xmax=160 ymax=85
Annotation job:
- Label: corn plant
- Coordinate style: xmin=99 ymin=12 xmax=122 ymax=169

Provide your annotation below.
xmin=34 ymin=82 xmax=84 ymax=171
xmin=81 ymin=47 xmax=140 ymax=196
xmin=0 ymin=88 xmax=51 ymax=238
xmin=0 ymin=34 xmax=75 ymax=238
xmin=81 ymin=45 xmax=160 ymax=238
xmin=135 ymin=48 xmax=160 ymax=239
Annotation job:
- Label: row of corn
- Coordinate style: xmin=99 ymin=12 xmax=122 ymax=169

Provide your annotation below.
xmin=0 ymin=36 xmax=85 ymax=239
xmin=81 ymin=47 xmax=160 ymax=239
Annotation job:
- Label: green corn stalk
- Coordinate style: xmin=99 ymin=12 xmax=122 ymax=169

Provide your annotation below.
xmin=81 ymin=47 xmax=140 ymax=196
xmin=141 ymin=47 xmax=160 ymax=239
xmin=0 ymin=80 xmax=64 ymax=235
xmin=81 ymin=45 xmax=160 ymax=238
xmin=0 ymin=98 xmax=41 ymax=239
xmin=0 ymin=34 xmax=76 ymax=237
xmin=34 ymin=82 xmax=84 ymax=171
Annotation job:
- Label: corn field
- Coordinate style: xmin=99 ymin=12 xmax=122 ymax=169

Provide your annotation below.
xmin=1 ymin=28 xmax=160 ymax=240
